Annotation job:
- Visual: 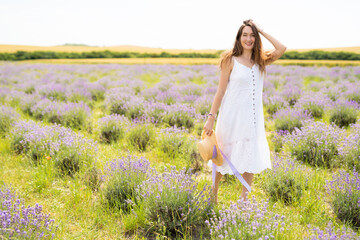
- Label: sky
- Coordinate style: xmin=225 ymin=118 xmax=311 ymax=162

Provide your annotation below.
xmin=1 ymin=0 xmax=360 ymax=50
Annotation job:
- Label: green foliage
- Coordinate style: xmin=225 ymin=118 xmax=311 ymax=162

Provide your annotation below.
xmin=303 ymin=76 xmax=325 ymax=87
xmin=329 ymin=106 xmax=357 ymax=128
xmin=162 ymin=111 xmax=194 ymax=130
xmin=157 ymin=130 xmax=203 ymax=172
xmin=127 ymin=124 xmax=155 ymax=152
xmin=103 ymin=172 xmax=146 ymax=212
xmin=82 ymin=166 xmax=101 ymax=191
xmin=274 ymin=116 xmax=302 ymax=134
xmin=0 ymin=106 xmax=19 ymax=136
xmin=97 ymin=115 xmax=128 ymax=144
xmin=303 ymin=103 xmax=324 ymax=119
xmin=264 ymin=170 xmax=304 ymax=205
xmin=157 ymin=130 xmax=188 ymax=159
xmin=331 ymin=192 xmax=360 ymax=228
xmin=282 ymin=50 xmax=360 ymax=60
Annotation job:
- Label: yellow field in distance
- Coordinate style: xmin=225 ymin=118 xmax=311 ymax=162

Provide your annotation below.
xmin=1 ymin=44 xmax=360 ymax=54
xmin=0 ymin=45 xmax=220 ymax=54
xmin=18 ymin=58 xmax=360 ymax=66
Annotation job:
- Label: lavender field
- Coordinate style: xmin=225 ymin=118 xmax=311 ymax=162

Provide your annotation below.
xmin=1 ymin=62 xmax=360 ymax=239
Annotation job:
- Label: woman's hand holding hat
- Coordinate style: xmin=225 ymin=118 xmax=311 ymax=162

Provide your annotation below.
xmin=203 ymin=116 xmax=215 ymax=136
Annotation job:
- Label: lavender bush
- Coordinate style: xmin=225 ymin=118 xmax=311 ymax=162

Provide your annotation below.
xmin=0 ymin=105 xmax=19 ymax=136
xmin=0 ymin=183 xmax=57 ymax=239
xmin=273 ymin=108 xmax=311 ymax=133
xmin=269 ymin=130 xmax=289 ymax=153
xmin=162 ymin=104 xmax=196 ymax=130
xmin=31 ymin=99 xmax=91 ymax=130
xmin=105 ymin=92 xmax=146 ymax=120
xmin=284 ymin=120 xmax=346 ymax=168
xmin=339 ymin=123 xmax=360 ymax=171
xmin=97 ymin=114 xmax=129 ymax=143
xmin=157 ymin=126 xmax=189 ymax=159
xmin=9 ymin=120 xmax=98 ymax=175
xmin=263 ymin=153 xmax=307 ymax=205
xmin=306 ymin=221 xmax=359 ymax=240
xmin=206 ymin=196 xmax=288 ymax=239
xmin=263 ymin=94 xmax=289 ymax=116
xmin=329 ymin=105 xmax=358 ymax=128
xmin=137 ymin=166 xmax=213 ymax=238
xmin=102 ymin=156 xmax=152 ymax=211
xmin=325 ymin=169 xmax=360 ymax=228
xmin=126 ymin=124 xmax=155 ymax=152
xmin=157 ymin=127 xmax=203 ymax=172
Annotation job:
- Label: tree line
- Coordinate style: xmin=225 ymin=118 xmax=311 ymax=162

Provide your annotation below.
xmin=0 ymin=50 xmax=359 ymax=61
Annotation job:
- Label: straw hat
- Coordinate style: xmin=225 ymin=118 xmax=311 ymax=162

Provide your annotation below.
xmin=198 ymin=130 xmax=223 ymax=166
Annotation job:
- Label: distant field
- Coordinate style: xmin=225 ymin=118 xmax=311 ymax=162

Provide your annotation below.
xmin=0 ymin=44 xmax=220 ymax=54
xmin=1 ymin=44 xmax=360 ymax=54
xmin=18 ymin=58 xmax=360 ymax=66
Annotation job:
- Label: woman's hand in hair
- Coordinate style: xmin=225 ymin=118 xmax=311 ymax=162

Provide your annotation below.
xmin=249 ymin=19 xmax=263 ymax=33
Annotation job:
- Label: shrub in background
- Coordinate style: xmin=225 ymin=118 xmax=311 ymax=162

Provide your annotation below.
xmin=339 ymin=123 xmax=360 ymax=172
xmin=293 ymin=93 xmax=333 ymax=120
xmin=9 ymin=120 xmax=98 ymax=175
xmin=273 ymin=108 xmax=311 ymax=133
xmin=284 ymin=120 xmax=346 ymax=168
xmin=0 ymin=183 xmax=58 ymax=239
xmin=157 ymin=126 xmax=189 ymax=159
xmin=143 ymin=101 xmax=168 ymax=125
xmin=97 ymin=114 xmax=129 ymax=143
xmin=162 ymin=104 xmax=196 ymax=130
xmin=31 ymin=99 xmax=91 ymax=130
xmin=281 ymin=84 xmax=301 ymax=106
xmin=264 ymin=94 xmax=289 ymax=116
xmin=0 ymin=105 xmax=19 ymax=136
xmin=329 ymin=105 xmax=357 ymax=128
xmin=206 ymin=195 xmax=288 ymax=239
xmin=195 ymin=95 xmax=212 ymax=115
xmin=127 ymin=124 xmax=155 ymax=152
xmin=106 ymin=92 xmax=145 ymax=120
xmin=302 ymin=102 xmax=324 ymax=119
xmin=325 ymin=169 xmax=360 ymax=228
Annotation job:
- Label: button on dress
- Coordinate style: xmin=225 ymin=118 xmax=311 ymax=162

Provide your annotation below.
xmin=208 ymin=56 xmax=272 ymax=175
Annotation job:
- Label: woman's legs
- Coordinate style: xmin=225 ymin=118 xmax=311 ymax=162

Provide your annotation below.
xmin=240 ymin=172 xmax=254 ymax=201
xmin=211 ymin=171 xmax=223 ymax=204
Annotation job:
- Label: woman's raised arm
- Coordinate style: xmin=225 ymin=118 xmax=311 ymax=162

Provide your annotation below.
xmin=250 ymin=20 xmax=287 ymax=65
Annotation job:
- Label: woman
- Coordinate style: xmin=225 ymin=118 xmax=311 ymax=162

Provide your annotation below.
xmin=203 ymin=19 xmax=286 ymax=203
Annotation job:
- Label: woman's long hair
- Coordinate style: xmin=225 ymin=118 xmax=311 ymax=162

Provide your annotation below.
xmin=219 ymin=19 xmax=270 ymax=76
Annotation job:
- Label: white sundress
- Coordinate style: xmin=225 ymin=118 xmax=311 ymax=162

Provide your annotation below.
xmin=208 ymin=56 xmax=272 ymax=175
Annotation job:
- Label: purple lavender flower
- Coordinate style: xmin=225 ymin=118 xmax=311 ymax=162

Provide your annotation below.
xmin=0 ymin=183 xmax=57 ymax=239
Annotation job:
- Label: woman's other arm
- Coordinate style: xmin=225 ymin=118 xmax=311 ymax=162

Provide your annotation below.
xmin=203 ymin=58 xmax=233 ymax=136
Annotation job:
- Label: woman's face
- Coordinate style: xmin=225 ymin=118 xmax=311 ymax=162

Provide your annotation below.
xmin=240 ymin=26 xmax=255 ymax=50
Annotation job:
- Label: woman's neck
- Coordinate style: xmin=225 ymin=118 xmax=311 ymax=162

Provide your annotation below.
xmin=241 ymin=49 xmax=253 ymax=60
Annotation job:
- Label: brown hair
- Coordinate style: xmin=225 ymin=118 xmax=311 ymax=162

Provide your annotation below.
xmin=219 ymin=19 xmax=271 ymax=76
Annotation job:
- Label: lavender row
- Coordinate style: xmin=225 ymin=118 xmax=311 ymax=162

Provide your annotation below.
xmin=9 ymin=120 xmax=98 ymax=175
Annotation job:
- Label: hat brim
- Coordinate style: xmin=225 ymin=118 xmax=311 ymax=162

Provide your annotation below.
xmin=201 ymin=130 xmax=223 ymax=166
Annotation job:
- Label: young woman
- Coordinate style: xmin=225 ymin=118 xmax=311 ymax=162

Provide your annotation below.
xmin=203 ymin=19 xmax=286 ymax=203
